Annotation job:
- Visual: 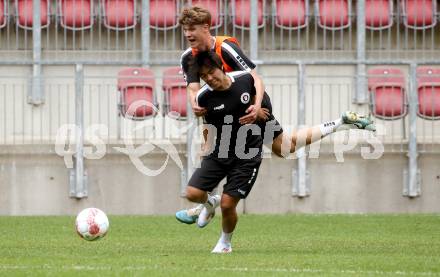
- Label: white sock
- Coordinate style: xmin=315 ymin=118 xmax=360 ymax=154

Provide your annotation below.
xmin=204 ymin=195 xmax=216 ymax=209
xmin=220 ymin=231 xmax=233 ymax=244
xmin=319 ymin=118 xmax=343 ymax=136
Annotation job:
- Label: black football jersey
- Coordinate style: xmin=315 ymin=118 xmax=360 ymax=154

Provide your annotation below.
xmin=196 ymin=71 xmax=263 ymax=159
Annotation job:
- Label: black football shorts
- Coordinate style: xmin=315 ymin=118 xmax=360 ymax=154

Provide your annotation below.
xmin=188 ymin=156 xmax=262 ymax=199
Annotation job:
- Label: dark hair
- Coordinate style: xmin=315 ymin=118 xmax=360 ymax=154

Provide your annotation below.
xmin=189 ymin=51 xmax=223 ymax=75
xmin=179 ymin=6 xmax=211 ymax=27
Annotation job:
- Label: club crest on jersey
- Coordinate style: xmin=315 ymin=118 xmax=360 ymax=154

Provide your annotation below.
xmin=241 ymin=92 xmax=250 ymax=104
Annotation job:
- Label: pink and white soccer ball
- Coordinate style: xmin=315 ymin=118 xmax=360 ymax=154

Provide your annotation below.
xmin=75 ymin=208 xmax=109 ymax=241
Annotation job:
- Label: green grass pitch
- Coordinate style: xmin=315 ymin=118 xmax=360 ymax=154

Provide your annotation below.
xmin=0 ymin=214 xmax=439 ymax=276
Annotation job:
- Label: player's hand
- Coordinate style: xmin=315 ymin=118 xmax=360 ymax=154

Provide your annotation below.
xmin=257 ymin=108 xmax=270 ymax=122
xmin=192 ymin=103 xmax=207 ymax=117
xmin=200 ymin=141 xmax=212 ymax=157
xmin=239 ymin=104 xmax=260 ymax=125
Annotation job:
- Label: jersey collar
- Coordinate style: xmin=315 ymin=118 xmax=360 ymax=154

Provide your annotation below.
xmin=225 ymin=72 xmax=236 ymax=83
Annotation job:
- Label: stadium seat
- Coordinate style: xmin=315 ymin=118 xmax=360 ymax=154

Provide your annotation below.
xmin=230 ymin=0 xmax=265 ymax=29
xmin=368 ymin=67 xmax=407 ymax=120
xmin=274 ymin=0 xmax=308 ymax=29
xmin=189 ymin=0 xmax=223 ymax=29
xmin=365 ymin=0 xmax=393 ymax=30
xmin=400 ymin=0 xmax=437 ymax=29
xmin=117 ymin=68 xmax=157 ymax=120
xmin=15 ymin=0 xmax=50 ymax=29
xmin=0 ymin=0 xmax=7 ymax=29
xmin=315 ymin=0 xmax=351 ymax=30
xmin=58 ymin=0 xmax=93 ymax=30
xmin=150 ymin=0 xmax=179 ymax=30
xmin=162 ymin=67 xmax=187 ymax=119
xmin=101 ymin=0 xmax=137 ymax=30
xmin=416 ymin=67 xmax=440 ymax=119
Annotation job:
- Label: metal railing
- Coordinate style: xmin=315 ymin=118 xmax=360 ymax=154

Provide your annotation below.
xmin=0 ymin=0 xmax=439 ymax=64
xmin=1 ymin=68 xmax=438 ymax=151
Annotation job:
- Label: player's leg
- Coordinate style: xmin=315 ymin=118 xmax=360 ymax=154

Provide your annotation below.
xmin=175 ymin=203 xmax=204 ymax=225
xmin=196 ymin=157 xmax=227 ymax=228
xmin=175 ymin=157 xmax=223 ymax=225
xmin=176 ymin=188 xmax=221 ymax=226
xmin=196 ymin=193 xmax=221 ymax=228
xmin=211 ymin=193 xmax=240 ymax=254
xmin=211 ymin=158 xmax=261 ymax=253
xmin=220 ymin=193 xmax=240 ymax=234
xmin=270 ymin=111 xmax=376 ymax=157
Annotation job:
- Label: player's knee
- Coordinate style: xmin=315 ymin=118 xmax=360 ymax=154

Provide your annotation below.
xmin=220 ymin=197 xmax=238 ymax=213
xmin=221 ymin=204 xmax=236 ymax=215
xmin=271 ymin=146 xmax=283 ymax=157
xmin=185 ymin=186 xmax=204 ymax=202
xmin=271 ymin=133 xmax=296 ymax=157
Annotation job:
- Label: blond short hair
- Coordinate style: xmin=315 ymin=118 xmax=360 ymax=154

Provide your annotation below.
xmin=179 ymin=6 xmax=211 ymax=27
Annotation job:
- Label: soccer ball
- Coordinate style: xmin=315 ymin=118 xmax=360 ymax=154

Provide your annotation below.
xmin=75 ymin=208 xmax=109 ymax=241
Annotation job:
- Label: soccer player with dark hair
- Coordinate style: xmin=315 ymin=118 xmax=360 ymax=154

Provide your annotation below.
xmin=182 ymin=51 xmax=265 ymax=253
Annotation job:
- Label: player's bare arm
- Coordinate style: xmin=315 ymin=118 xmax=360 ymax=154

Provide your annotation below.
xmin=188 ymin=82 xmax=207 ymax=116
xmin=249 ymin=95 xmax=270 ymax=122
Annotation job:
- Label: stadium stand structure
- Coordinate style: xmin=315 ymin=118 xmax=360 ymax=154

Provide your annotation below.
xmin=368 ymin=67 xmax=407 ymax=120
xmin=101 ymin=0 xmax=137 ymax=30
xmin=117 ymin=67 xmax=157 ymax=120
xmin=365 ymin=0 xmax=393 ymax=30
xmin=230 ymin=0 xmax=265 ymax=29
xmin=15 ymin=0 xmax=51 ymax=29
xmin=400 ymin=0 xmax=437 ymax=29
xmin=162 ymin=67 xmax=187 ymax=119
xmin=0 ymin=1 xmax=437 ymax=32
xmin=315 ymin=0 xmax=351 ymax=30
xmin=58 ymin=0 xmax=94 ymax=30
xmin=273 ymin=0 xmax=308 ymax=29
xmin=189 ymin=0 xmax=223 ymax=29
xmin=150 ymin=0 xmax=179 ymax=29
xmin=0 ymin=0 xmax=7 ymax=28
xmin=0 ymin=0 xmax=438 ymax=63
xmin=416 ymin=66 xmax=440 ymax=119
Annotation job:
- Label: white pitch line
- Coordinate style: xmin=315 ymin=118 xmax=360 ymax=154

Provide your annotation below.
xmin=0 ymin=265 xmax=439 ymax=276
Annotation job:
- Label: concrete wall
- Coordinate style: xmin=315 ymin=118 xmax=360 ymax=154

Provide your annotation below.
xmin=1 ymin=144 xmax=439 ymax=215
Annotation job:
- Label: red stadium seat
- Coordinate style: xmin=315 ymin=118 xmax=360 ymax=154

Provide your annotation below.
xmin=15 ymin=0 xmax=50 ymax=29
xmin=368 ymin=67 xmax=407 ymax=120
xmin=416 ymin=67 xmax=440 ymax=119
xmin=101 ymin=0 xmax=137 ymax=30
xmin=315 ymin=0 xmax=351 ymax=30
xmin=274 ymin=0 xmax=308 ymax=29
xmin=401 ymin=0 xmax=437 ymax=29
xmin=117 ymin=68 xmax=157 ymax=120
xmin=162 ymin=67 xmax=187 ymax=119
xmin=190 ymin=0 xmax=223 ymax=29
xmin=0 ymin=0 xmax=7 ymax=29
xmin=150 ymin=0 xmax=179 ymax=30
xmin=58 ymin=0 xmax=93 ymax=30
xmin=365 ymin=0 xmax=393 ymax=30
xmin=230 ymin=0 xmax=265 ymax=29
